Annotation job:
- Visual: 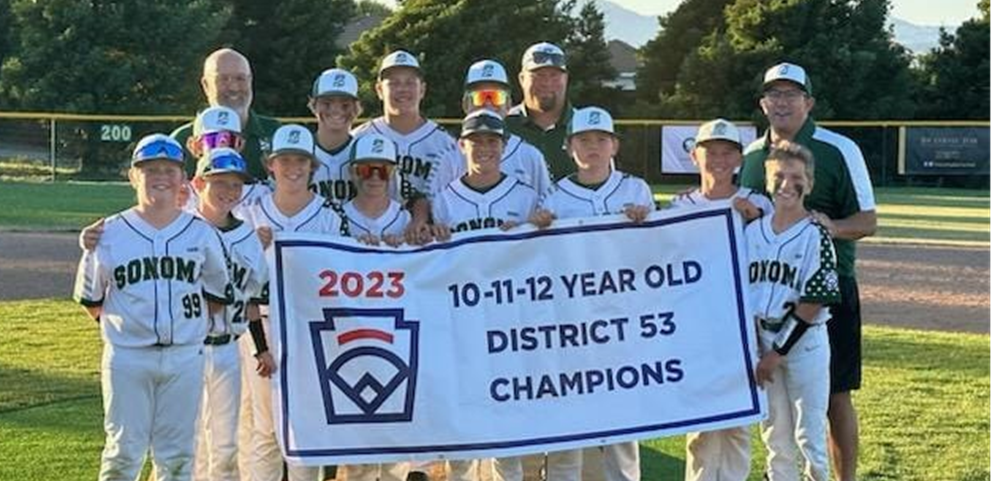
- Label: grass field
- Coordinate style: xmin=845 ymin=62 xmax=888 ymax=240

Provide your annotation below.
xmin=0 ymin=181 xmax=988 ymax=247
xmin=0 ymin=298 xmax=988 ymax=480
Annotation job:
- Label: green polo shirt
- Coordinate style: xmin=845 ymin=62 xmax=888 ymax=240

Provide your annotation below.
xmin=505 ymin=103 xmax=575 ymax=180
xmin=739 ymin=117 xmax=876 ymax=277
xmin=171 ymin=109 xmax=281 ymax=181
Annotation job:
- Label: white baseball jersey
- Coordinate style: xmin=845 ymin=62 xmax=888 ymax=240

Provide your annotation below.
xmin=352 ymin=117 xmax=462 ymax=202
xmin=341 ymin=199 xmax=411 ymax=239
xmin=669 ymin=186 xmax=773 ymax=215
xmin=541 ymin=170 xmax=654 ymax=219
xmin=73 ymin=209 xmax=231 ymax=347
xmin=243 ymin=193 xmax=343 ymax=307
xmin=311 ymin=136 xmax=359 ymax=204
xmin=209 ymin=218 xmax=268 ymax=336
xmin=501 ymin=133 xmax=552 ymax=194
xmin=745 ymin=214 xmax=840 ymax=345
xmin=433 ymin=175 xmax=539 ymax=233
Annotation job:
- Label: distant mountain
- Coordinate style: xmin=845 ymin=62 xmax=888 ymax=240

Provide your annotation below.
xmin=889 ymin=16 xmax=943 ymax=54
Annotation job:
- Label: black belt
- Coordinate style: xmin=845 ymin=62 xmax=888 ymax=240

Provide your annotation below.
xmin=204 ymin=334 xmax=239 ymax=346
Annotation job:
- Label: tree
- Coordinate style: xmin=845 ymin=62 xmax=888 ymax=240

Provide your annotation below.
xmin=356 ymin=0 xmax=392 ymax=16
xmin=338 ymin=0 xmax=580 ymax=118
xmin=216 ymin=0 xmax=356 ymax=116
xmin=634 ymin=0 xmax=734 ymax=111
xmin=913 ymin=0 xmax=990 ymax=119
xmin=655 ymin=0 xmax=915 ymax=120
xmin=564 ymin=1 xmax=619 ymax=111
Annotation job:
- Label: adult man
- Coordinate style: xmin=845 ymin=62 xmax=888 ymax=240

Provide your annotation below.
xmin=505 ymin=42 xmax=575 ymax=181
xmin=738 ymin=62 xmax=877 ymax=481
xmin=172 ymin=48 xmax=281 ymax=180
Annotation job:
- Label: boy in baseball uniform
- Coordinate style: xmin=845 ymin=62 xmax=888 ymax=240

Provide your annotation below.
xmin=73 ymin=134 xmax=232 ymax=481
xmin=462 ymin=59 xmax=551 ymax=194
xmin=309 ymin=68 xmax=364 ymax=204
xmin=242 ymin=124 xmax=343 ymax=481
xmin=352 ymin=50 xmax=463 ymax=244
xmin=670 ymin=119 xmax=771 ymax=481
xmin=531 ymin=107 xmax=652 ymax=481
xmin=747 ymin=141 xmax=840 ymax=481
xmin=188 ymin=148 xmax=273 ymax=481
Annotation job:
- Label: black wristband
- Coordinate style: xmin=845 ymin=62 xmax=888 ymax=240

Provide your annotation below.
xmin=248 ymin=319 xmax=269 ymax=356
xmin=773 ymin=311 xmax=811 ymax=356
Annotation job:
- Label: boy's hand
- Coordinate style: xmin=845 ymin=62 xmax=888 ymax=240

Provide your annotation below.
xmin=255 ymin=352 xmax=277 ymax=378
xmin=430 ymin=224 xmax=451 ymax=242
xmin=357 ymin=233 xmax=380 ymax=246
xmin=404 ymin=220 xmax=433 ymax=245
xmin=624 ymin=205 xmax=650 ymax=223
xmin=755 ymin=351 xmax=783 ymax=387
xmin=383 ymin=234 xmax=404 ymax=247
xmin=733 ymin=198 xmax=763 ymax=221
xmin=499 ymin=221 xmax=519 ymax=231
xmin=529 ymin=209 xmax=555 ymax=229
xmin=79 ymin=218 xmax=105 ymax=251
xmin=256 ymin=227 xmax=273 ymax=249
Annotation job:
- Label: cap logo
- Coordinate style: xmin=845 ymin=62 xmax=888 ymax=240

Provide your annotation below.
xmin=372 ymin=138 xmax=385 ymax=153
xmin=333 ymin=74 xmax=345 ymax=87
xmin=482 ymin=64 xmax=494 ymax=78
xmin=713 ymin=123 xmax=727 ymax=135
xmin=288 ymin=130 xmax=301 ymax=144
xmin=779 ymin=65 xmax=790 ymax=75
xmin=397 ymin=52 xmax=408 ymax=63
xmin=217 ymin=111 xmax=229 ymax=125
xmin=588 ymin=111 xmax=601 ymax=125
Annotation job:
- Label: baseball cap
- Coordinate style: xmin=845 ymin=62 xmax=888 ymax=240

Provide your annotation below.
xmin=695 ymin=119 xmax=742 ymax=149
xmin=311 ymin=68 xmax=359 ymax=99
xmin=132 ymin=134 xmax=185 ymax=166
xmin=465 ymin=60 xmax=510 ymax=87
xmin=379 ymin=50 xmax=421 ymax=78
xmin=567 ymin=106 xmax=614 ymax=138
xmin=193 ymin=106 xmax=241 ymax=136
xmin=196 ymin=148 xmax=252 ymax=181
xmin=763 ymin=62 xmax=813 ymax=94
xmin=460 ymin=110 xmax=505 ymax=138
xmin=268 ymin=124 xmax=315 ymax=160
xmin=522 ymin=42 xmax=567 ymax=72
xmin=350 ymin=134 xmax=397 ymax=164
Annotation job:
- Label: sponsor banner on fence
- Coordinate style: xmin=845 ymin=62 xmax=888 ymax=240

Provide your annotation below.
xmin=660 ymin=125 xmax=758 ymax=173
xmin=899 ymin=126 xmax=991 ymax=175
xmin=269 ymin=207 xmax=764 ymax=465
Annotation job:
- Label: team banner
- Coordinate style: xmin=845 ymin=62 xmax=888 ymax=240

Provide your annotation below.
xmin=660 ymin=125 xmax=758 ymax=173
xmin=899 ymin=126 xmax=991 ymax=175
xmin=269 ymin=207 xmax=764 ymax=465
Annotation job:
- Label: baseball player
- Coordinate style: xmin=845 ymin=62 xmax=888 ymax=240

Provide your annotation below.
xmin=669 ymin=119 xmax=771 ymax=481
xmin=530 ymin=107 xmax=651 ymax=481
xmin=242 ymin=124 xmax=342 ymax=481
xmin=188 ymin=148 xmax=273 ymax=481
xmin=73 ymin=134 xmax=232 ymax=481
xmin=335 ymin=133 xmax=413 ymax=481
xmin=748 ymin=141 xmax=840 ymax=481
xmin=352 ymin=50 xmax=463 ymax=243
xmin=462 ymin=59 xmax=551 ymax=194
xmin=309 ymin=68 xmax=364 ymax=204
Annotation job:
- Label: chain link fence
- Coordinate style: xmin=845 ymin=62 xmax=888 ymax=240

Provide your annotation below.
xmin=0 ymin=113 xmax=988 ymax=188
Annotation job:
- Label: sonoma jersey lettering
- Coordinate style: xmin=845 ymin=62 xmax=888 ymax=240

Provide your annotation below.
xmin=311 ymin=136 xmax=359 ymax=204
xmin=433 ymin=175 xmax=539 ymax=233
xmin=541 ymin=170 xmax=654 ymax=219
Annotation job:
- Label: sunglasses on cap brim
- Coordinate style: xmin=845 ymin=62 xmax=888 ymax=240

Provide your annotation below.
xmin=461 ymin=115 xmax=505 ymax=137
xmin=529 ymin=51 xmax=566 ymax=68
xmin=134 ymin=140 xmax=184 ymax=163
xmin=203 ymin=153 xmax=251 ymax=179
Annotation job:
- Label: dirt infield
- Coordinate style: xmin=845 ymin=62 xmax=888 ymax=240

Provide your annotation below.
xmin=0 ymin=232 xmax=989 ymax=334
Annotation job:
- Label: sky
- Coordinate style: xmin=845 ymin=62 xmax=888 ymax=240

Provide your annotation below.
xmin=611 ymin=0 xmax=979 ymax=26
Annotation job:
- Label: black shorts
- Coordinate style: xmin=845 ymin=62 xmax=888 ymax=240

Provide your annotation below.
xmin=828 ymin=275 xmax=862 ymax=392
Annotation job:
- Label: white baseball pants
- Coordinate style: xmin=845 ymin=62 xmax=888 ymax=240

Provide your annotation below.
xmin=193 ymin=341 xmax=242 ymax=481
xmin=684 ymin=427 xmax=751 ymax=481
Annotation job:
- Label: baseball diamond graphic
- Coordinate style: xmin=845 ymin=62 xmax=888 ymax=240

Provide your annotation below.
xmin=309 ymin=308 xmax=420 ymax=424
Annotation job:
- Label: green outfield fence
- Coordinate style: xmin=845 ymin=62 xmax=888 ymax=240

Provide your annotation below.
xmin=0 ymin=112 xmax=988 ymax=188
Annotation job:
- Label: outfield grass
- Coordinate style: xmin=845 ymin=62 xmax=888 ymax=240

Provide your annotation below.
xmin=0 ymin=299 xmax=988 ymax=480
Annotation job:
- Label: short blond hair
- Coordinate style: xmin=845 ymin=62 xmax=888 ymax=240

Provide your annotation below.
xmin=765 ymin=140 xmax=815 ymax=182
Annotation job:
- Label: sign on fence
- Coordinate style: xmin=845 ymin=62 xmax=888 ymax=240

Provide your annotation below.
xmin=267 ymin=208 xmax=765 ymax=466
xmin=899 ymin=126 xmax=991 ymax=175
xmin=660 ymin=125 xmax=758 ymax=174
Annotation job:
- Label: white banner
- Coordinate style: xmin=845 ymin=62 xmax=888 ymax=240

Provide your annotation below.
xmin=660 ymin=125 xmax=759 ymax=173
xmin=268 ymin=207 xmax=764 ymax=465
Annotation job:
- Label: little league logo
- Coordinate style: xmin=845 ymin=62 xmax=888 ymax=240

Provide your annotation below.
xmin=309 ymin=308 xmax=419 ymax=424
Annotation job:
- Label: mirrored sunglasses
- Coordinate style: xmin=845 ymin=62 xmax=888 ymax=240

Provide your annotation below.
xmin=467 ymin=89 xmax=509 ymax=108
xmin=208 ymin=153 xmax=248 ymax=174
xmin=353 ymin=163 xmax=394 ymax=180
xmin=201 ymin=131 xmax=245 ymax=151
xmin=134 ymin=140 xmax=184 ymax=163
xmin=530 ymin=51 xmax=565 ymax=68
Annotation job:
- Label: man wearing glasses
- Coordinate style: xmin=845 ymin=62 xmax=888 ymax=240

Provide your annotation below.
xmin=462 ymin=59 xmax=551 ymax=194
xmin=738 ymin=62 xmax=877 ymax=481
xmin=505 ymin=42 xmax=575 ymax=181
xmin=172 ymin=48 xmax=281 ymax=181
